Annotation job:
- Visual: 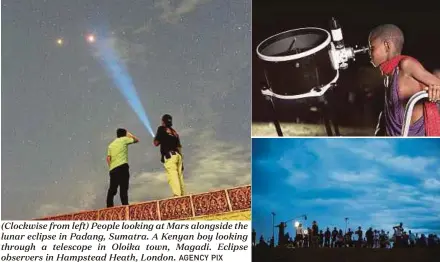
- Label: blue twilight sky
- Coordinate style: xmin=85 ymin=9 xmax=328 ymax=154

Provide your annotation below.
xmin=252 ymin=138 xmax=440 ymax=243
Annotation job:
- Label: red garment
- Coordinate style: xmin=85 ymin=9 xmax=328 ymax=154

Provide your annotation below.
xmin=379 ymin=55 xmax=412 ymax=75
xmin=424 ymin=103 xmax=440 ymax=136
xmin=379 ymin=55 xmax=440 ymax=136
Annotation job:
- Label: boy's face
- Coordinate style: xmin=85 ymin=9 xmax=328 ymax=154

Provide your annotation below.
xmin=368 ymin=37 xmax=388 ymax=67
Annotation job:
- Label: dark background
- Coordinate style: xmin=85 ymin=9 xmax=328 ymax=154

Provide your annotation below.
xmin=252 ymin=0 xmax=440 ymax=129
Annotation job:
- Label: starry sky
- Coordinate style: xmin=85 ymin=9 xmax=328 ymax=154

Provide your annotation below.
xmin=1 ymin=0 xmax=251 ymax=219
xmin=252 ymin=138 xmax=440 ymax=243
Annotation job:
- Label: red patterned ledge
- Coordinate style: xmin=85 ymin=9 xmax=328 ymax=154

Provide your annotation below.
xmin=129 ymin=201 xmax=160 ymax=220
xmin=72 ymin=210 xmax=99 ymax=220
xmin=227 ymin=186 xmax=251 ymax=211
xmin=159 ymin=196 xmax=193 ymax=220
xmin=99 ymin=206 xmax=127 ymax=220
xmin=192 ymin=190 xmax=230 ymax=217
xmin=36 ymin=185 xmax=251 ymax=221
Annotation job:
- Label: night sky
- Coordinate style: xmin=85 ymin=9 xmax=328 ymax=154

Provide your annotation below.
xmin=253 ymin=138 xmax=440 ymax=244
xmin=252 ymin=1 xmax=440 ymax=126
xmin=1 ymin=0 xmax=251 ymax=219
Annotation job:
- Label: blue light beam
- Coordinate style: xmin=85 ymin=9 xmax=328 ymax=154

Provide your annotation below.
xmin=91 ymin=35 xmax=155 ymax=137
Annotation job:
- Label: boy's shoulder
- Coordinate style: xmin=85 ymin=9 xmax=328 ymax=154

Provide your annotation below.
xmin=398 ymin=56 xmax=420 ymax=72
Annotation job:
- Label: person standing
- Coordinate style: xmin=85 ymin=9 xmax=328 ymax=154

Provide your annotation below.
xmin=106 ymin=128 xmax=139 ymax=207
xmin=393 ymin=223 xmax=404 ymax=248
xmin=373 ymin=230 xmax=380 ymax=248
xmin=324 ymin=228 xmax=331 ymax=248
xmin=311 ymin=221 xmax=319 ymax=248
xmin=355 ymin=227 xmax=363 ymax=248
xmin=154 ymin=114 xmax=185 ymax=197
xmin=331 ymin=227 xmax=338 ymax=248
xmin=296 ymin=223 xmax=304 ymax=248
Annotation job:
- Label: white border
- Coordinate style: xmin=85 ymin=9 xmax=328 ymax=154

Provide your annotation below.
xmin=0 ymin=3 xmax=3 ymax=219
xmin=256 ymin=27 xmax=331 ymax=62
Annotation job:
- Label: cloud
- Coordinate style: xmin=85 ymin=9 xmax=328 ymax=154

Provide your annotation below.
xmin=324 ymin=139 xmax=436 ymax=174
xmin=252 ymin=194 xmax=284 ymax=213
xmin=132 ymin=18 xmax=153 ymax=35
xmin=88 ymin=77 xmax=101 ymax=83
xmin=78 ymin=65 xmax=89 ymax=72
xmin=383 ymin=156 xmax=436 ymax=174
xmin=155 ymin=0 xmax=210 ymax=24
xmin=91 ymin=35 xmax=147 ymax=65
xmin=277 ymin=156 xmax=309 ymax=186
xmin=34 ymin=176 xmax=104 ymax=218
xmin=423 ymin=178 xmax=440 ymax=190
xmin=329 ymin=170 xmax=382 ymax=184
xmin=286 ymin=171 xmax=309 ymax=186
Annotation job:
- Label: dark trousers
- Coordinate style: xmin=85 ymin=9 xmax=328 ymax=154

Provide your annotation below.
xmin=106 ymin=163 xmax=130 ymax=208
xmin=395 ymin=236 xmax=402 ymax=248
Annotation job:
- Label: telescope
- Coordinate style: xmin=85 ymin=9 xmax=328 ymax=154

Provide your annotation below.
xmin=256 ymin=17 xmax=369 ymax=136
xmin=328 ymin=17 xmax=369 ymax=70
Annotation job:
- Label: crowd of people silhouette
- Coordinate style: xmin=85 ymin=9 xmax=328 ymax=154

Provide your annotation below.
xmin=252 ymin=220 xmax=440 ymax=249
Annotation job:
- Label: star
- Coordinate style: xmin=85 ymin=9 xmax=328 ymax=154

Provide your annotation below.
xmin=56 ymin=38 xmax=63 ymax=46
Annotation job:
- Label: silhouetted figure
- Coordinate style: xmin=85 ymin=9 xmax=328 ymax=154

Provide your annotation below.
xmin=373 ymin=230 xmax=380 ymax=248
xmin=331 ymin=227 xmax=338 ymax=248
xmin=252 ymin=229 xmax=257 ymax=246
xmin=393 ymin=223 xmax=404 ymax=248
xmin=345 ymin=228 xmax=354 ymax=247
xmin=336 ymin=229 xmax=344 ymax=248
xmin=418 ymin=234 xmax=427 ymax=247
xmin=355 ymin=227 xmax=363 ymax=248
xmin=285 ymin=232 xmax=290 ymax=245
xmin=307 ymin=227 xmax=312 ymax=247
xmin=366 ymin=227 xmax=374 ymax=248
xmin=276 ymin=222 xmax=287 ymax=246
xmin=385 ymin=231 xmax=391 ymax=248
xmin=428 ymin=234 xmax=435 ymax=248
xmin=324 ymin=228 xmax=331 ymax=247
xmin=380 ymin=230 xmax=386 ymax=248
xmin=409 ymin=230 xmax=416 ymax=247
xmin=311 ymin=221 xmax=319 ymax=248
xmin=402 ymin=232 xmax=409 ymax=247
xmin=432 ymin=234 xmax=439 ymax=247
